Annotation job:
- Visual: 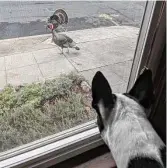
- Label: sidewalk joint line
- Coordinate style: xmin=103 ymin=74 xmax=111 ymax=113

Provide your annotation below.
xmin=32 ymin=53 xmax=45 ymax=78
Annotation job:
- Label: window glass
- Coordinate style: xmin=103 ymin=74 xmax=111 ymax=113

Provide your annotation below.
xmin=0 ymin=1 xmax=146 ymax=152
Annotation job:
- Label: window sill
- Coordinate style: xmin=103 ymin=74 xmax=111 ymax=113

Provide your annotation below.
xmin=0 ymin=121 xmax=103 ymax=168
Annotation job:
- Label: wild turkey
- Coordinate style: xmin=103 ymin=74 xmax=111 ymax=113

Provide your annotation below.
xmin=48 ymin=23 xmax=80 ymax=53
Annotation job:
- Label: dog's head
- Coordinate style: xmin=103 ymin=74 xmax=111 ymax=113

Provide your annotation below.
xmin=91 ymin=69 xmax=154 ymax=141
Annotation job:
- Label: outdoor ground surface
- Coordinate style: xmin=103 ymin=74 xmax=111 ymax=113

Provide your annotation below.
xmin=0 ymin=1 xmax=146 ymax=39
xmin=0 ymin=26 xmax=139 ymax=92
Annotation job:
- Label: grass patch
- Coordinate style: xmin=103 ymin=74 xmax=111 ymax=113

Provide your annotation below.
xmin=0 ymin=73 xmax=95 ymax=152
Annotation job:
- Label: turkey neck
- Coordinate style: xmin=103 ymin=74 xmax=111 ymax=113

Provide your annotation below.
xmin=51 ymin=30 xmax=58 ymax=39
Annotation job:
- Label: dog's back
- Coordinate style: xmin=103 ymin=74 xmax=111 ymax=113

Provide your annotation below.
xmin=91 ymin=70 xmax=166 ymax=168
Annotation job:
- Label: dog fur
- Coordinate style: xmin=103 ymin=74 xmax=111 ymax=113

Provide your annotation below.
xmin=91 ymin=70 xmax=166 ymax=168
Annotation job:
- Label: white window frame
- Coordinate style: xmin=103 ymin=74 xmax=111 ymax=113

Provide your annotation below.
xmin=0 ymin=1 xmax=157 ymax=167
xmin=127 ymin=1 xmax=156 ymax=91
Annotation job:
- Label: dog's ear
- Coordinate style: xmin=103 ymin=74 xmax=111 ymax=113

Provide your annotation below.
xmin=129 ymin=69 xmax=154 ymax=108
xmin=92 ymin=71 xmax=115 ymax=120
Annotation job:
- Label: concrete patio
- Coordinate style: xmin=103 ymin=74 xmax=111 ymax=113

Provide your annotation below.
xmin=0 ymin=26 xmax=139 ymax=93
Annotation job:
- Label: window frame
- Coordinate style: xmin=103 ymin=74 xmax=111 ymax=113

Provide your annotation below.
xmin=0 ymin=121 xmax=98 ymax=161
xmin=0 ymin=1 xmax=158 ymax=167
xmin=127 ymin=0 xmax=156 ymax=91
xmin=0 ymin=125 xmax=103 ymax=168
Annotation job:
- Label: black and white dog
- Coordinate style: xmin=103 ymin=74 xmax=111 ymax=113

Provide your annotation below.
xmin=92 ymin=69 xmax=166 ymax=168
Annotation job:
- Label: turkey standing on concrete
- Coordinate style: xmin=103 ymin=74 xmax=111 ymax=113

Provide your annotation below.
xmin=48 ymin=23 xmax=80 ymax=53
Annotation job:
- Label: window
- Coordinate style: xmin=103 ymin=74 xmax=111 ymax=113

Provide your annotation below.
xmin=0 ymin=1 xmax=158 ymax=167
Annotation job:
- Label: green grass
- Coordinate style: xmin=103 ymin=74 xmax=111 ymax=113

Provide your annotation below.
xmin=0 ymin=73 xmax=95 ymax=152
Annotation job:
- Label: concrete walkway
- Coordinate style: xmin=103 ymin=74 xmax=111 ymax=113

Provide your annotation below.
xmin=0 ymin=26 xmax=139 ymax=93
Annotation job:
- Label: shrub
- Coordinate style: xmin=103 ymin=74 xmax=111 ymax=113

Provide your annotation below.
xmin=0 ymin=73 xmax=95 ymax=152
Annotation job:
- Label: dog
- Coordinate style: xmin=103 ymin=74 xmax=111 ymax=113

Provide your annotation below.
xmin=91 ymin=69 xmax=166 ymax=168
